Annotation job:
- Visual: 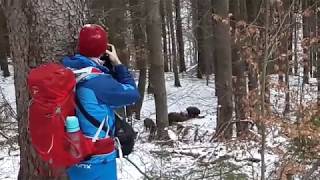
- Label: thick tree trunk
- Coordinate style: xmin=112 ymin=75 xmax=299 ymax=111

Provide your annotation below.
xmin=212 ymin=0 xmax=233 ymax=139
xmin=3 ymin=0 xmax=86 ymax=179
xmin=145 ymin=0 xmax=169 ymax=139
xmin=175 ymin=0 xmax=186 ymax=73
xmin=129 ymin=0 xmax=147 ymax=120
xmin=166 ymin=0 xmax=181 ymax=87
xmin=230 ymin=0 xmax=248 ymax=136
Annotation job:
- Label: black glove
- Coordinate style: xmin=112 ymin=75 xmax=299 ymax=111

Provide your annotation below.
xmin=100 ymin=53 xmax=113 ymax=71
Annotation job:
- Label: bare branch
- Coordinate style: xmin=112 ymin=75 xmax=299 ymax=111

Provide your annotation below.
xmin=124 ymin=157 xmax=153 ymax=180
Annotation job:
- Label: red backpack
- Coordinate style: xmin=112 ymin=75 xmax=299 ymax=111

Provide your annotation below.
xmin=27 ymin=63 xmax=114 ymax=169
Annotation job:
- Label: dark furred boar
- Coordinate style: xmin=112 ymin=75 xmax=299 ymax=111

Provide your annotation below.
xmin=186 ymin=106 xmax=204 ymax=118
xmin=168 ymin=112 xmax=190 ymax=125
xmin=186 ymin=106 xmax=201 ymax=118
xmin=143 ymin=118 xmax=156 ymax=140
xmin=144 ymin=118 xmax=156 ymax=132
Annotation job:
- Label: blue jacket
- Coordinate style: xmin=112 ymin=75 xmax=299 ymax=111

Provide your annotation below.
xmin=63 ymin=54 xmax=140 ymax=138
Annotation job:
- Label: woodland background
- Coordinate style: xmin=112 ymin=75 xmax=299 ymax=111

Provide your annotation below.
xmin=0 ymin=0 xmax=320 ymax=179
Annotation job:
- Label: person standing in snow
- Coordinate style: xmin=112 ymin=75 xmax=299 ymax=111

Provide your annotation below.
xmin=63 ymin=24 xmax=140 ymax=180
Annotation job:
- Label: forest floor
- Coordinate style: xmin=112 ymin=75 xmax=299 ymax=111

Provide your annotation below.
xmin=0 ymin=66 xmax=315 ymax=179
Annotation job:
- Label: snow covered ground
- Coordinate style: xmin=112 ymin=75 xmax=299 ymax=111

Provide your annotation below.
xmin=0 ymin=66 xmax=315 ymax=179
xmin=0 ymin=66 xmax=19 ymax=180
xmin=0 ymin=67 xmax=220 ymax=179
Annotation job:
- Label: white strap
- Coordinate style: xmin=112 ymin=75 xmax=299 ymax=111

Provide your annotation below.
xmin=92 ymin=118 xmax=105 ymax=142
xmin=104 ymin=118 xmax=110 ymax=138
xmin=115 ymin=137 xmax=123 ymax=159
xmin=76 ymin=73 xmax=90 ymax=83
xmin=92 ymin=116 xmax=109 ymax=142
xmin=73 ymin=67 xmax=103 ymax=83
xmin=73 ymin=67 xmax=94 ymax=74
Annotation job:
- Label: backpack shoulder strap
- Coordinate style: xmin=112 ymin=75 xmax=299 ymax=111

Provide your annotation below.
xmin=75 ymin=95 xmax=110 ymax=133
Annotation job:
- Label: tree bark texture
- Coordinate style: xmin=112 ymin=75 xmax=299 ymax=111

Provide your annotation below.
xmin=2 ymin=0 xmax=87 ymax=179
xmin=212 ymin=0 xmax=233 ymax=139
xmin=230 ymin=0 xmax=248 ymax=136
xmin=145 ymin=0 xmax=169 ymax=139
xmin=166 ymin=0 xmax=181 ymax=87
xmin=129 ymin=0 xmax=147 ymax=120
xmin=175 ymin=0 xmax=186 ymax=73
xmin=197 ymin=0 xmax=213 ymax=77
xmin=160 ymin=0 xmax=169 ymax=72
xmin=90 ymin=0 xmax=129 ymax=66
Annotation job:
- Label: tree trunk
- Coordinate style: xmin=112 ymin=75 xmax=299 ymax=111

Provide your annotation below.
xmin=0 ymin=8 xmax=9 ymax=77
xmin=145 ymin=0 xmax=169 ymax=139
xmin=90 ymin=0 xmax=129 ymax=66
xmin=175 ymin=0 xmax=186 ymax=73
xmin=293 ymin=12 xmax=299 ymax=75
xmin=246 ymin=0 xmax=261 ymax=92
xmin=302 ymin=0 xmax=310 ymax=84
xmin=230 ymin=0 xmax=248 ymax=136
xmin=199 ymin=0 xmax=214 ymax=78
xmin=3 ymin=0 xmax=86 ymax=179
xmin=191 ymin=0 xmax=199 ymax=74
xmin=308 ymin=0 xmax=317 ymax=78
xmin=246 ymin=0 xmax=261 ymax=119
xmin=167 ymin=0 xmax=181 ymax=87
xmin=282 ymin=0 xmax=293 ymax=115
xmin=317 ymin=0 xmax=320 ymax=106
xmin=166 ymin=6 xmax=173 ymax=72
xmin=260 ymin=0 xmax=271 ymax=178
xmin=129 ymin=0 xmax=147 ymax=120
xmin=160 ymin=0 xmax=169 ymax=72
xmin=212 ymin=0 xmax=233 ymax=139
xmin=196 ymin=0 xmax=213 ymax=79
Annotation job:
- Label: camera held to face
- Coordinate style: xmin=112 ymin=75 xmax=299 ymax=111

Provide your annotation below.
xmin=100 ymin=45 xmax=113 ymax=70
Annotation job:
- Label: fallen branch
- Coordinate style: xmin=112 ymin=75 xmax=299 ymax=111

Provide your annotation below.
xmin=124 ymin=157 xmax=152 ymax=180
xmin=0 ymin=88 xmax=16 ymax=120
xmin=150 ymin=149 xmax=201 ymax=159
xmin=199 ymin=155 xmax=260 ymax=166
xmin=0 ymin=130 xmax=9 ymax=139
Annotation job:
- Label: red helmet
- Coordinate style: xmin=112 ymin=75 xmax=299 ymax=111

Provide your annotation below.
xmin=78 ymin=24 xmax=108 ymax=57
